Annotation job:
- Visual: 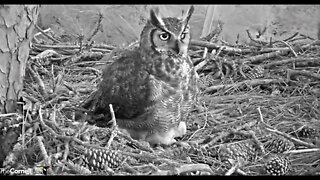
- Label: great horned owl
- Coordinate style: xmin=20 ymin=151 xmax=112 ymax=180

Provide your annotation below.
xmin=83 ymin=6 xmax=198 ymax=145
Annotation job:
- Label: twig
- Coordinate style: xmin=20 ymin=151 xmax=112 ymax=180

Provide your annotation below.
xmin=225 ymin=161 xmax=240 ymax=176
xmin=284 ymin=148 xmax=320 ymax=154
xmin=299 ymin=33 xmax=315 ymax=41
xmin=258 ymin=47 xmax=292 ymax=53
xmin=23 ymin=92 xmax=40 ymax=104
xmin=33 ymin=43 xmax=114 ymax=51
xmin=22 ymin=110 xmax=27 ymax=149
xmin=87 ymin=12 xmax=103 ymax=42
xmin=245 ymin=29 xmax=268 ymax=46
xmin=51 ymin=105 xmax=59 ymax=129
xmin=91 ymin=43 xmax=116 ymax=50
xmin=202 ymin=120 xmax=256 ymax=149
xmin=36 ymin=136 xmax=51 ymax=168
xmin=117 ymin=131 xmax=154 ymax=153
xmin=279 ymin=40 xmax=298 ymax=57
xmin=67 ymin=60 xmax=109 ymax=67
xmin=30 ymin=49 xmax=61 ymax=61
xmin=121 ymin=151 xmax=179 ymax=165
xmin=294 ymin=40 xmax=320 ymax=51
xmin=33 ymin=27 xmax=52 ymax=43
xmin=63 ymin=160 xmax=91 ymax=175
xmin=256 ymin=106 xmax=278 ymax=130
xmin=190 ymin=40 xmax=253 ymax=54
xmin=204 ymin=78 xmax=284 ymax=93
xmin=63 ymin=140 xmax=70 ymax=161
xmin=256 ymin=107 xmax=317 ymax=149
xmin=35 ymin=24 xmax=61 ymax=43
xmin=62 ymin=82 xmax=77 ymax=95
xmin=34 ymin=27 xmax=52 ymax=37
xmin=195 ymin=58 xmax=210 ymax=71
xmin=187 ymin=102 xmax=208 ymax=141
xmin=0 ymin=113 xmax=19 ymax=118
xmin=236 ymin=169 xmax=247 ymax=175
xmin=284 ymin=32 xmax=299 ymax=42
xmin=175 ymin=163 xmax=213 ymax=175
xmin=33 ymin=45 xmax=79 ymax=55
xmin=27 ymin=64 xmax=47 ymax=97
xmin=241 ymin=50 xmax=289 ymax=64
xmin=229 ymin=129 xmax=265 ymax=155
xmin=189 ymin=49 xmax=203 ymax=56
xmin=38 ymin=107 xmax=95 ymax=148
xmin=287 ymin=69 xmax=320 ymax=81
xmin=263 ymin=57 xmax=320 ymax=69
xmin=202 ymin=47 xmax=208 ymax=59
xmin=265 ymin=128 xmax=317 ymax=148
xmin=106 ymin=104 xmax=117 ymax=149
xmin=77 ymin=34 xmax=84 ymax=54
xmin=213 ymin=46 xmax=225 ymax=59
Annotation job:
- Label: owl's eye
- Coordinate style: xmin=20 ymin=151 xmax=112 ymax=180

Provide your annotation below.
xmin=159 ymin=33 xmax=170 ymax=41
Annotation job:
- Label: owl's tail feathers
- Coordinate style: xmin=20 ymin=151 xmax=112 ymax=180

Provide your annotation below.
xmin=79 ymin=89 xmax=112 ymax=128
xmin=81 ymin=95 xmax=94 ymax=111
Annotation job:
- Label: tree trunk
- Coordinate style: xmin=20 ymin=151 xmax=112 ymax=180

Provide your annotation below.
xmin=0 ymin=5 xmax=39 ymax=167
xmin=0 ymin=5 xmax=39 ymax=113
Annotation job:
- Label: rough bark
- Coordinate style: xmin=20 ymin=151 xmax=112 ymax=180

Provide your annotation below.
xmin=0 ymin=5 xmax=39 ymax=114
xmin=0 ymin=5 xmax=39 ymax=167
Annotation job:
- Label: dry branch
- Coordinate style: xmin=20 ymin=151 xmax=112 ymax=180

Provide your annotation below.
xmin=87 ymin=13 xmax=104 ymax=42
xmin=38 ymin=107 xmax=92 ymax=147
xmin=195 ymin=58 xmax=210 ymax=71
xmin=36 ymin=136 xmax=51 ymax=169
xmin=241 ymin=50 xmax=289 ymax=64
xmin=190 ymin=40 xmax=253 ymax=54
xmin=26 ymin=64 xmax=47 ymax=97
xmin=256 ymin=107 xmax=317 ymax=149
xmin=204 ymin=78 xmax=284 ymax=93
xmin=106 ymin=104 xmax=117 ymax=149
xmin=33 ymin=43 xmax=112 ymax=54
xmin=279 ymin=40 xmax=298 ymax=57
xmin=35 ymin=24 xmax=61 ymax=43
xmin=263 ymin=57 xmax=320 ymax=68
xmin=33 ymin=43 xmax=114 ymax=51
xmin=202 ymin=120 xmax=256 ymax=149
xmin=287 ymin=69 xmax=320 ymax=81
xmin=265 ymin=128 xmax=317 ymax=148
xmin=175 ymin=163 xmax=213 ymax=175
xmin=245 ymin=29 xmax=268 ymax=46
xmin=225 ymin=161 xmax=240 ymax=176
xmin=284 ymin=32 xmax=300 ymax=42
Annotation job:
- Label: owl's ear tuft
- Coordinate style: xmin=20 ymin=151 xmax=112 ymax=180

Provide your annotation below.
xmin=150 ymin=7 xmax=166 ymax=29
xmin=181 ymin=5 xmax=194 ymax=24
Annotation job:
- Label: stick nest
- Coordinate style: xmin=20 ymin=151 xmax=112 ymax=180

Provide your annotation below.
xmin=1 ymin=26 xmax=320 ymax=176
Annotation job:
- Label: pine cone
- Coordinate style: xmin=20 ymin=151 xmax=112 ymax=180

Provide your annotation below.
xmin=218 ymin=140 xmax=259 ymax=166
xmin=82 ymin=147 xmax=125 ymax=171
xmin=240 ymin=64 xmax=264 ymax=79
xmin=296 ymin=126 xmax=319 ymax=139
xmin=265 ymin=155 xmax=290 ymax=176
xmin=263 ymin=135 xmax=294 ymax=153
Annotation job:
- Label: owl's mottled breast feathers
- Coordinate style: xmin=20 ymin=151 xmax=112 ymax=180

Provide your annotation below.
xmin=83 ymin=6 xmax=198 ymax=145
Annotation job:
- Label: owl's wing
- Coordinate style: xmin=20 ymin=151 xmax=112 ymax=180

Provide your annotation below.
xmin=83 ymin=50 xmax=150 ymax=122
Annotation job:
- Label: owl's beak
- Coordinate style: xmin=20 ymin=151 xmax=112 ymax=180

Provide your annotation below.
xmin=172 ymin=40 xmax=181 ymax=54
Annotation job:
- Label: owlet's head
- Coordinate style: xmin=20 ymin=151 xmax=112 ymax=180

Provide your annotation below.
xmin=139 ymin=6 xmax=194 ymax=56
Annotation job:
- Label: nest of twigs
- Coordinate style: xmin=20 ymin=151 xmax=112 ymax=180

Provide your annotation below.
xmin=1 ymin=25 xmax=320 ymax=176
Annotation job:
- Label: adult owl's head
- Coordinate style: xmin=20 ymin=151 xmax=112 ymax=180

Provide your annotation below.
xmin=139 ymin=6 xmax=194 ymax=56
